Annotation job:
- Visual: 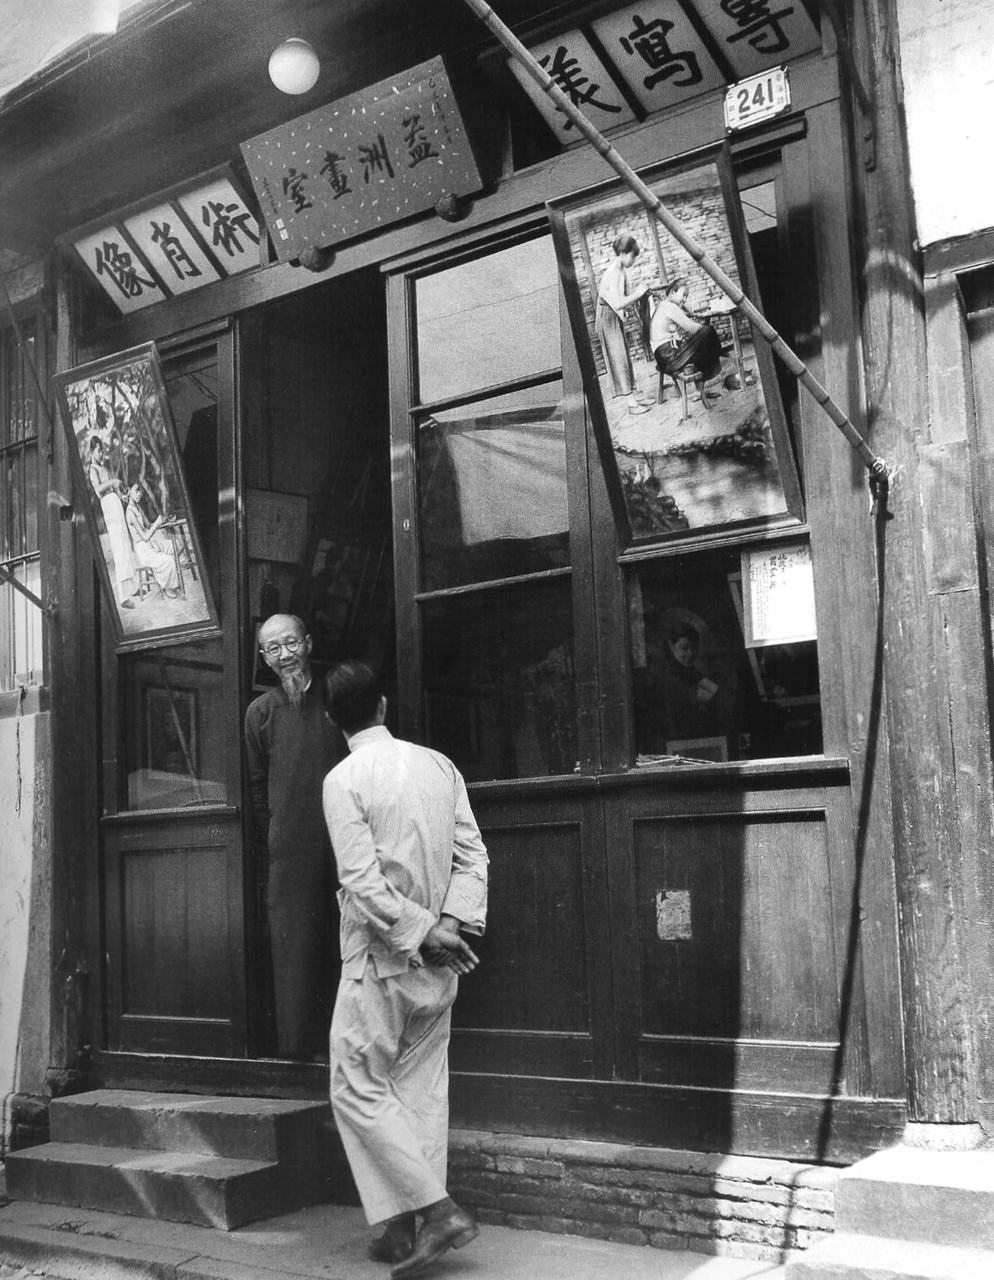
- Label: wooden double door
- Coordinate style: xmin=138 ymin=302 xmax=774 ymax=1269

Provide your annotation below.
xmin=450 ymin=763 xmax=904 ymax=1162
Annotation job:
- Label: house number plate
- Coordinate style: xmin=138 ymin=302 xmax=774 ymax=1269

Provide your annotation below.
xmin=723 ymin=66 xmax=791 ymax=131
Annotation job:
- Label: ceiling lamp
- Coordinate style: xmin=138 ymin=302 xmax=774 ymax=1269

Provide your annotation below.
xmin=268 ymin=38 xmax=320 ymax=95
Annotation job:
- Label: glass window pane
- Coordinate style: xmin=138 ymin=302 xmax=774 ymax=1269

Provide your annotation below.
xmin=629 ymin=545 xmax=822 ymax=763
xmin=163 ymin=349 xmax=220 ymax=606
xmin=0 ymin=558 xmax=44 ymax=690
xmin=415 ymin=236 xmax=561 ymax=403
xmin=122 ymin=639 xmax=227 ymax=810
xmin=422 ymin=579 xmax=575 ymax=781
xmin=418 ymin=382 xmax=570 ymax=591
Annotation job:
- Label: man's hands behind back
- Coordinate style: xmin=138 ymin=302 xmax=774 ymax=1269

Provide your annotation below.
xmin=422 ymin=915 xmax=479 ymax=975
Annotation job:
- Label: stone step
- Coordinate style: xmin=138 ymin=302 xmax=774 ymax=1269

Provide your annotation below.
xmin=786 ymin=1231 xmax=994 ymax=1280
xmin=833 ymin=1146 xmax=994 ymax=1251
xmin=48 ymin=1089 xmax=328 ymax=1162
xmin=3 ymin=1142 xmax=282 ymax=1230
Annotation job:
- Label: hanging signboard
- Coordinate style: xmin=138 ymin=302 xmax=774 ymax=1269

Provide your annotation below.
xmin=54 ymin=343 xmax=220 ymax=651
xmin=240 ymin=56 xmax=482 ymax=263
xmin=68 ymin=169 xmax=261 ymax=315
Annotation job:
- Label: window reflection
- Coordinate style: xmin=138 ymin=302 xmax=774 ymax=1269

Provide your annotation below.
xmin=415 ymin=236 xmax=561 ymax=404
xmin=164 ymin=352 xmax=219 ymax=602
xmin=120 ymin=348 xmax=225 ymax=812
xmin=422 ymin=579 xmax=576 ymax=781
xmin=419 ymin=382 xmax=569 ymax=591
xmin=123 ymin=641 xmax=227 ymax=810
xmin=630 ymin=546 xmax=822 ymax=763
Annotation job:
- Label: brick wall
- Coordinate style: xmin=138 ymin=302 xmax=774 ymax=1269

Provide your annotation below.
xmin=449 ymin=1131 xmax=837 ymax=1264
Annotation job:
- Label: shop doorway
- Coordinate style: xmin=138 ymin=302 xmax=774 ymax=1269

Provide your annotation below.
xmin=241 ymin=267 xmax=395 ymax=1059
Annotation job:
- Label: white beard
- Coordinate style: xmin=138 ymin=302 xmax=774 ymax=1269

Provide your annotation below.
xmin=281 ymin=668 xmax=307 ymax=709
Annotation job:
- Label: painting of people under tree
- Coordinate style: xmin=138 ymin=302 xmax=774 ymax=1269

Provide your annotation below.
xmin=55 ymin=343 xmax=219 ymax=650
xmin=547 ymin=144 xmax=802 ymax=544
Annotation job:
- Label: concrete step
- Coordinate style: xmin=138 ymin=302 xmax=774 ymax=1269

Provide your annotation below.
xmin=786 ymin=1231 xmax=994 ymax=1280
xmin=833 ymin=1146 xmax=994 ymax=1251
xmin=48 ymin=1089 xmax=328 ymax=1162
xmin=3 ymin=1142 xmax=282 ymax=1230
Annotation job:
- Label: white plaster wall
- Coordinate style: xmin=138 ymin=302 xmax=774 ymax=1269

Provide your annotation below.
xmin=897 ymin=0 xmax=994 ymax=247
xmin=0 ymin=711 xmax=51 ymax=1146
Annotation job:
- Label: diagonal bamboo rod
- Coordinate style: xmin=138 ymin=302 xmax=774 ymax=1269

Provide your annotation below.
xmin=460 ymin=0 xmax=890 ymax=484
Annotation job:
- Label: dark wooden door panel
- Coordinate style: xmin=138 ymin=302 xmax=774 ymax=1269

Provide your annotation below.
xmin=452 ymin=786 xmax=614 ymax=1079
xmin=633 ymin=809 xmax=839 ymax=1042
xmin=104 ymin=811 xmax=243 ymax=1056
xmin=604 ymin=775 xmax=871 ymax=1101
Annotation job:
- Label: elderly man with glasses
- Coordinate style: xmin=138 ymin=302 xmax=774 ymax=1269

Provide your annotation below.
xmin=244 ymin=613 xmax=347 ymax=1059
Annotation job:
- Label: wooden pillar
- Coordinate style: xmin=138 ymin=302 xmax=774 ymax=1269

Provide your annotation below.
xmin=854 ymin=0 xmax=978 ymax=1124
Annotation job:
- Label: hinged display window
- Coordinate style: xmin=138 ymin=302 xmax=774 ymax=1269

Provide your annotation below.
xmin=547 ymin=142 xmax=803 ymax=551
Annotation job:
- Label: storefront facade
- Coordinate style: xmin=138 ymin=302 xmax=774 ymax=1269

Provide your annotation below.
xmin=7 ymin=0 xmax=976 ymax=1200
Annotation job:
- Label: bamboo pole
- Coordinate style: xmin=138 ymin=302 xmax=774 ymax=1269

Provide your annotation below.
xmin=460 ymin=0 xmax=890 ymax=485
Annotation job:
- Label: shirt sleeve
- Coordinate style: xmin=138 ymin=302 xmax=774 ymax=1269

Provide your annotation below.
xmin=323 ymin=769 xmax=436 ymax=959
xmin=440 ymin=773 xmax=489 ymax=934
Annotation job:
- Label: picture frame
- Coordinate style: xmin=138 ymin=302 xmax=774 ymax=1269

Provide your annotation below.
xmin=546 ymin=142 xmax=803 ymax=547
xmin=54 ymin=342 xmax=220 ymax=651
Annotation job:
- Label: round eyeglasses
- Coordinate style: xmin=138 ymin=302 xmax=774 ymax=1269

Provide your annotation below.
xmin=260 ymin=636 xmax=304 ymax=658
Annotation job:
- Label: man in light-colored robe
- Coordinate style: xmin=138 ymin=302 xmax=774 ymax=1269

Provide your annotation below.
xmin=322 ymin=660 xmax=488 ymax=1278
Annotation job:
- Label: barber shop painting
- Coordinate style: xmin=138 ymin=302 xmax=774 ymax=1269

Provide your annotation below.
xmin=547 ymin=144 xmax=802 ymax=544
xmin=55 ymin=343 xmax=219 ymax=650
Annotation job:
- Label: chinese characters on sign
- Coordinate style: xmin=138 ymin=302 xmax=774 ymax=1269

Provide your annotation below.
xmin=509 ymin=1 xmax=819 ymax=143
xmin=742 ymin=543 xmax=816 ymax=647
xmin=71 ymin=173 xmax=260 ymax=314
xmin=240 ymin=57 xmax=482 ymax=263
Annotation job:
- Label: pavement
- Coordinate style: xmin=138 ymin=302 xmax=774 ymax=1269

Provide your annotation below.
xmin=0 ymin=1170 xmax=788 ymax=1280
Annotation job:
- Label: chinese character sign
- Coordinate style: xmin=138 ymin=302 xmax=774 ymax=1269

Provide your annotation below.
xmin=507 ymin=30 xmax=637 ymax=143
xmin=73 ymin=228 xmax=170 ymax=314
xmin=240 ymin=57 xmax=482 ymax=263
xmin=591 ymin=3 xmax=725 ymax=114
xmin=175 ymin=175 xmax=261 ymax=272
xmin=693 ymin=0 xmax=820 ymax=79
xmin=508 ymin=2 xmax=820 ymax=141
xmin=742 ymin=542 xmax=816 ymax=646
xmin=71 ymin=172 xmax=261 ymax=314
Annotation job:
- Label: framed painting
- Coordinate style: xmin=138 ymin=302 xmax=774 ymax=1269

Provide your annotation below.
xmin=546 ymin=143 xmax=802 ymax=546
xmin=54 ymin=342 xmax=220 ymax=651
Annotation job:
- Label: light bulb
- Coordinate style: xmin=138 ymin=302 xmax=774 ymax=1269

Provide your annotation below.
xmin=268 ymin=38 xmax=320 ymax=95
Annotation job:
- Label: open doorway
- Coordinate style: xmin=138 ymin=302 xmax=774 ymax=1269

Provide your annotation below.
xmin=241 ymin=267 xmax=395 ymax=1058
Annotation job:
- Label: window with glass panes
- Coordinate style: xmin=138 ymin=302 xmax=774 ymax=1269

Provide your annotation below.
xmin=0 ymin=319 xmax=44 ymax=690
xmin=391 ymin=162 xmax=823 ymax=775
xmin=394 ymin=231 xmax=576 ymax=781
xmin=617 ymin=167 xmax=822 ymax=764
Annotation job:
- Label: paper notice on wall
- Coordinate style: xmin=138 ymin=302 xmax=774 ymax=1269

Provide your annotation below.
xmin=741 ymin=543 xmax=816 ymax=647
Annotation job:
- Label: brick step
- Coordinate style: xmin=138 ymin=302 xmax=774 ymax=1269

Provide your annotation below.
xmin=4 ymin=1141 xmax=283 ymax=1230
xmin=786 ymin=1231 xmax=994 ymax=1280
xmin=48 ymin=1089 xmax=328 ymax=1161
xmin=833 ymin=1147 xmax=994 ymax=1251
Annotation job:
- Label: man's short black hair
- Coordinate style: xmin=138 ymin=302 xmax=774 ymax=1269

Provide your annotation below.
xmin=323 ymin=660 xmax=381 ymax=734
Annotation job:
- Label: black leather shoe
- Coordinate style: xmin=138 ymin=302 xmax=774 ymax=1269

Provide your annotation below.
xmin=389 ymin=1205 xmax=478 ymax=1277
xmin=369 ymin=1212 xmax=417 ymax=1263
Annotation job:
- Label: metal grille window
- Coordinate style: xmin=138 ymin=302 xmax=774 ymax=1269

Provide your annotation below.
xmin=0 ymin=320 xmax=44 ymax=690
